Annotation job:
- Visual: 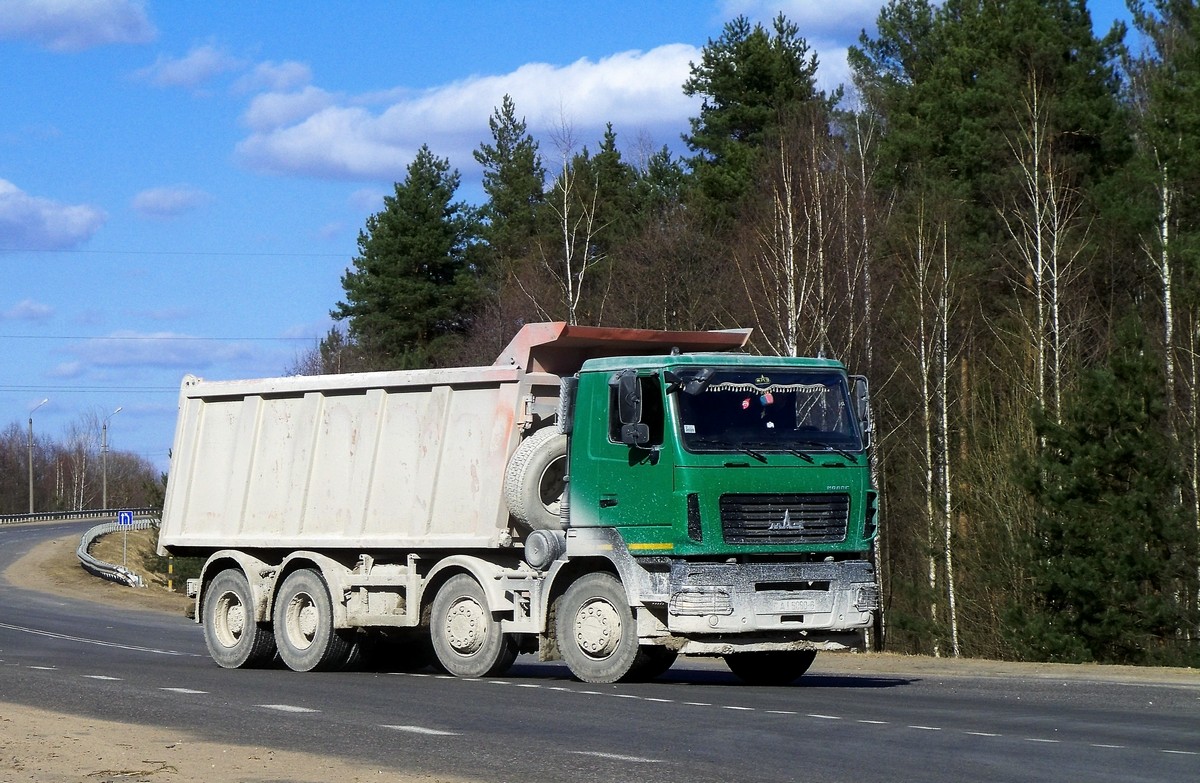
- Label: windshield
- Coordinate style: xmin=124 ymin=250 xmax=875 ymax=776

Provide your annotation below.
xmin=673 ymin=368 xmax=862 ymax=454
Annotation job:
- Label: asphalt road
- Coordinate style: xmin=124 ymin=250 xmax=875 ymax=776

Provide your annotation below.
xmin=2 ymin=520 xmax=1198 ymax=782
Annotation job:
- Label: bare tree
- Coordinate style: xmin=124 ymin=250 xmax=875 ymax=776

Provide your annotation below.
xmin=526 ymin=116 xmax=609 ymax=325
xmin=998 ymin=73 xmax=1089 ymax=424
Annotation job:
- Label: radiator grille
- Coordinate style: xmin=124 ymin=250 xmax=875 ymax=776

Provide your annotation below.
xmin=720 ymin=493 xmax=849 ymax=545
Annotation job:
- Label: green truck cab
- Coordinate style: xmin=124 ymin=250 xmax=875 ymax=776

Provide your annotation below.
xmin=543 ymin=352 xmax=879 ymax=683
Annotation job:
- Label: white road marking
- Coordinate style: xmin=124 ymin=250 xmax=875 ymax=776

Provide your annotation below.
xmin=683 ymin=701 xmax=711 ymax=706
xmin=908 ymin=725 xmax=942 ymax=731
xmin=569 ymin=751 xmax=663 ymax=764
xmin=965 ymin=731 xmax=1000 ymax=737
xmin=159 ymin=687 xmax=207 ymax=694
xmin=258 ymin=704 xmax=318 ymax=713
xmin=82 ymin=675 xmax=121 ymax=681
xmin=27 ymin=665 xmax=56 ymax=670
xmin=383 ymin=725 xmax=460 ymax=736
xmin=1026 ymin=738 xmax=1061 ymax=744
xmin=1090 ymin=744 xmax=1125 ymax=749
xmin=723 ymin=705 xmax=754 ymax=711
xmin=1162 ymin=749 xmax=1197 ymax=756
xmin=858 ymin=719 xmax=888 ymax=725
xmin=0 ymin=622 xmax=198 ymax=657
xmin=808 ymin=713 xmax=842 ymax=720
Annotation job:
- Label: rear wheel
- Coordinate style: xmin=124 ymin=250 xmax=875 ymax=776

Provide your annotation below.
xmin=723 ymin=650 xmax=817 ymax=685
xmin=272 ymin=568 xmax=353 ymax=672
xmin=627 ymin=646 xmax=679 ymax=681
xmin=202 ymin=568 xmax=276 ymax=668
xmin=430 ymin=574 xmax=517 ymax=678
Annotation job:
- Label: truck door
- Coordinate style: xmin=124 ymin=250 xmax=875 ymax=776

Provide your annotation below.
xmin=573 ymin=371 xmax=675 ymax=541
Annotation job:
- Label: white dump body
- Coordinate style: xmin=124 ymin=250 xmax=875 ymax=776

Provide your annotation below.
xmin=158 ymin=364 xmax=561 ymax=552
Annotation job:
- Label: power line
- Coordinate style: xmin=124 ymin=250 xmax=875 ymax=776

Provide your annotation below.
xmin=0 ymin=334 xmax=316 ymax=342
xmin=0 ymin=247 xmax=348 ymax=259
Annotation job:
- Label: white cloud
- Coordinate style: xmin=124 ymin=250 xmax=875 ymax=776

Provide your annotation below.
xmin=2 ymin=298 xmax=54 ymax=321
xmin=242 ymin=86 xmax=337 ymax=131
xmin=131 ymin=184 xmax=212 ymax=218
xmin=0 ymin=0 xmax=155 ymax=52
xmin=233 ymin=60 xmax=313 ymax=94
xmin=133 ymin=42 xmax=246 ymax=89
xmin=0 ymin=179 xmax=106 ymax=251
xmin=718 ymin=0 xmax=885 ymax=41
xmin=235 ymin=44 xmax=703 ymax=181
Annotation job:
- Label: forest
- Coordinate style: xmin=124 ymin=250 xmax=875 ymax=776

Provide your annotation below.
xmin=0 ymin=410 xmax=163 ymax=516
xmin=249 ymin=1 xmax=1200 ymax=666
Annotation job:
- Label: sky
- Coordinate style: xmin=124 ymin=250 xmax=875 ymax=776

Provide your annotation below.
xmin=0 ymin=0 xmax=1134 ymax=475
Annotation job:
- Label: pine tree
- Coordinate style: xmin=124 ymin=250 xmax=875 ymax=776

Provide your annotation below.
xmin=683 ymin=13 xmax=827 ymax=228
xmin=333 ymin=145 xmax=480 ymax=369
xmin=474 ymin=95 xmax=546 ymax=263
xmin=1019 ymin=318 xmax=1198 ymax=665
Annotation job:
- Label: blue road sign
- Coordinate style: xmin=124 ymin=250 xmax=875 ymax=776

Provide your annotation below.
xmin=117 ymin=510 xmax=134 ymax=526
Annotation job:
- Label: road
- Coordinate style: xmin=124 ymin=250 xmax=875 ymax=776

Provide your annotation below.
xmin=2 ymin=520 xmax=1198 ymax=782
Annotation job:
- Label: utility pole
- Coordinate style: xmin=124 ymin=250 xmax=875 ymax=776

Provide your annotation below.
xmin=28 ymin=398 xmax=48 ymax=514
xmin=102 ymin=407 xmax=122 ymax=509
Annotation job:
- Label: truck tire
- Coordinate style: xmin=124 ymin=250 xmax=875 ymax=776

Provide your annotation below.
xmin=272 ymin=568 xmax=353 ymax=672
xmin=556 ymin=572 xmax=646 ymax=684
xmin=202 ymin=568 xmax=276 ymax=669
xmin=504 ymin=427 xmax=567 ymax=531
xmin=626 ymin=646 xmax=678 ymax=681
xmin=723 ymin=650 xmax=817 ymax=685
xmin=430 ymin=574 xmax=517 ymax=678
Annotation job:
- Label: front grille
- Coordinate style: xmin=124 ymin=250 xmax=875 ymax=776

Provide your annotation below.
xmin=720 ymin=493 xmax=849 ymax=545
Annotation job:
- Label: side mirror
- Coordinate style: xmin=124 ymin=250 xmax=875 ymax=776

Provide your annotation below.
xmin=851 ymin=375 xmax=872 ymax=449
xmin=611 ymin=370 xmax=650 ymax=447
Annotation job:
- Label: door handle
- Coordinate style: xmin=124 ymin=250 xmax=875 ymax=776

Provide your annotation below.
xmin=600 ymin=497 xmax=618 ymax=508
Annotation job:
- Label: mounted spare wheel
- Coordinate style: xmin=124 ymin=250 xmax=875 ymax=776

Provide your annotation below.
xmin=504 ymin=427 xmax=567 ymax=531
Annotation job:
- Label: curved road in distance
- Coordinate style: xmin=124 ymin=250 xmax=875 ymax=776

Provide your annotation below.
xmin=2 ymin=519 xmax=1198 ymax=783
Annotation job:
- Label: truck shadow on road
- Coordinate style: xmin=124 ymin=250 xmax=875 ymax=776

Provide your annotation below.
xmin=494 ymin=660 xmax=915 ymax=689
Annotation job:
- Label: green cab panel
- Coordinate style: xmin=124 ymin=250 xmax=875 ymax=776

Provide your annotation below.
xmin=565 ymin=356 xmax=876 ymax=558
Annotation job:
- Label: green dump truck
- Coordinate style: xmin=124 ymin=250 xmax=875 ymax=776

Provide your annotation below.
xmin=158 ymin=322 xmax=878 ymax=684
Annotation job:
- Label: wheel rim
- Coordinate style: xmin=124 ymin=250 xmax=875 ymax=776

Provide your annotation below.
xmin=573 ymin=597 xmax=622 ymax=659
xmin=444 ymin=595 xmax=488 ymax=656
xmin=284 ymin=591 xmax=319 ymax=651
xmin=213 ymin=590 xmax=245 ymax=648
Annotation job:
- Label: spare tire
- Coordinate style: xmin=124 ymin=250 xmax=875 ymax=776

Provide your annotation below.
xmin=504 ymin=427 xmax=568 ymax=531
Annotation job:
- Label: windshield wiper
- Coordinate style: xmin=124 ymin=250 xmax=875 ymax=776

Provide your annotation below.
xmin=734 ymin=443 xmax=768 ymax=463
xmin=739 ymin=440 xmax=813 ymax=463
xmin=793 ymin=440 xmax=859 ymax=463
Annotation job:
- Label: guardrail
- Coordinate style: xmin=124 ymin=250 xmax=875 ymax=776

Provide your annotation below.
xmin=0 ymin=507 xmax=160 ymax=526
xmin=77 ymin=518 xmax=160 ymax=588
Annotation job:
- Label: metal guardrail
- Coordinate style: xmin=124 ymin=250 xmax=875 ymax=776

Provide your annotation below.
xmin=77 ymin=518 xmax=160 ymax=588
xmin=0 ymin=507 xmax=159 ymax=526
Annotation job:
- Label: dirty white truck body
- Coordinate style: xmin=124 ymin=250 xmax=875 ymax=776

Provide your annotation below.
xmin=159 ymin=322 xmax=878 ymax=684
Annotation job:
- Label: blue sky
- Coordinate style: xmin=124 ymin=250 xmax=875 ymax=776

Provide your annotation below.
xmin=0 ymin=0 xmax=1133 ymax=473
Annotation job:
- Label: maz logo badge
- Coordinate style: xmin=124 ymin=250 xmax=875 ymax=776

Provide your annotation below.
xmin=768 ymin=509 xmax=805 ymax=532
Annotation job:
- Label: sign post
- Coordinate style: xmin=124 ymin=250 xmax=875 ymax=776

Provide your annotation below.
xmin=117 ymin=510 xmax=133 ymax=567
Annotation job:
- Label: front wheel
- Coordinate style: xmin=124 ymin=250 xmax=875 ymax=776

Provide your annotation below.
xmin=272 ymin=568 xmax=353 ymax=672
xmin=723 ymin=650 xmax=817 ymax=685
xmin=430 ymin=574 xmax=517 ymax=678
xmin=556 ymin=572 xmax=644 ymax=684
xmin=202 ymin=568 xmax=276 ymax=668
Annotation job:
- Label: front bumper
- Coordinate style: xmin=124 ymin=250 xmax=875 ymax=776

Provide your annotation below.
xmin=662 ymin=558 xmax=877 ymax=636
